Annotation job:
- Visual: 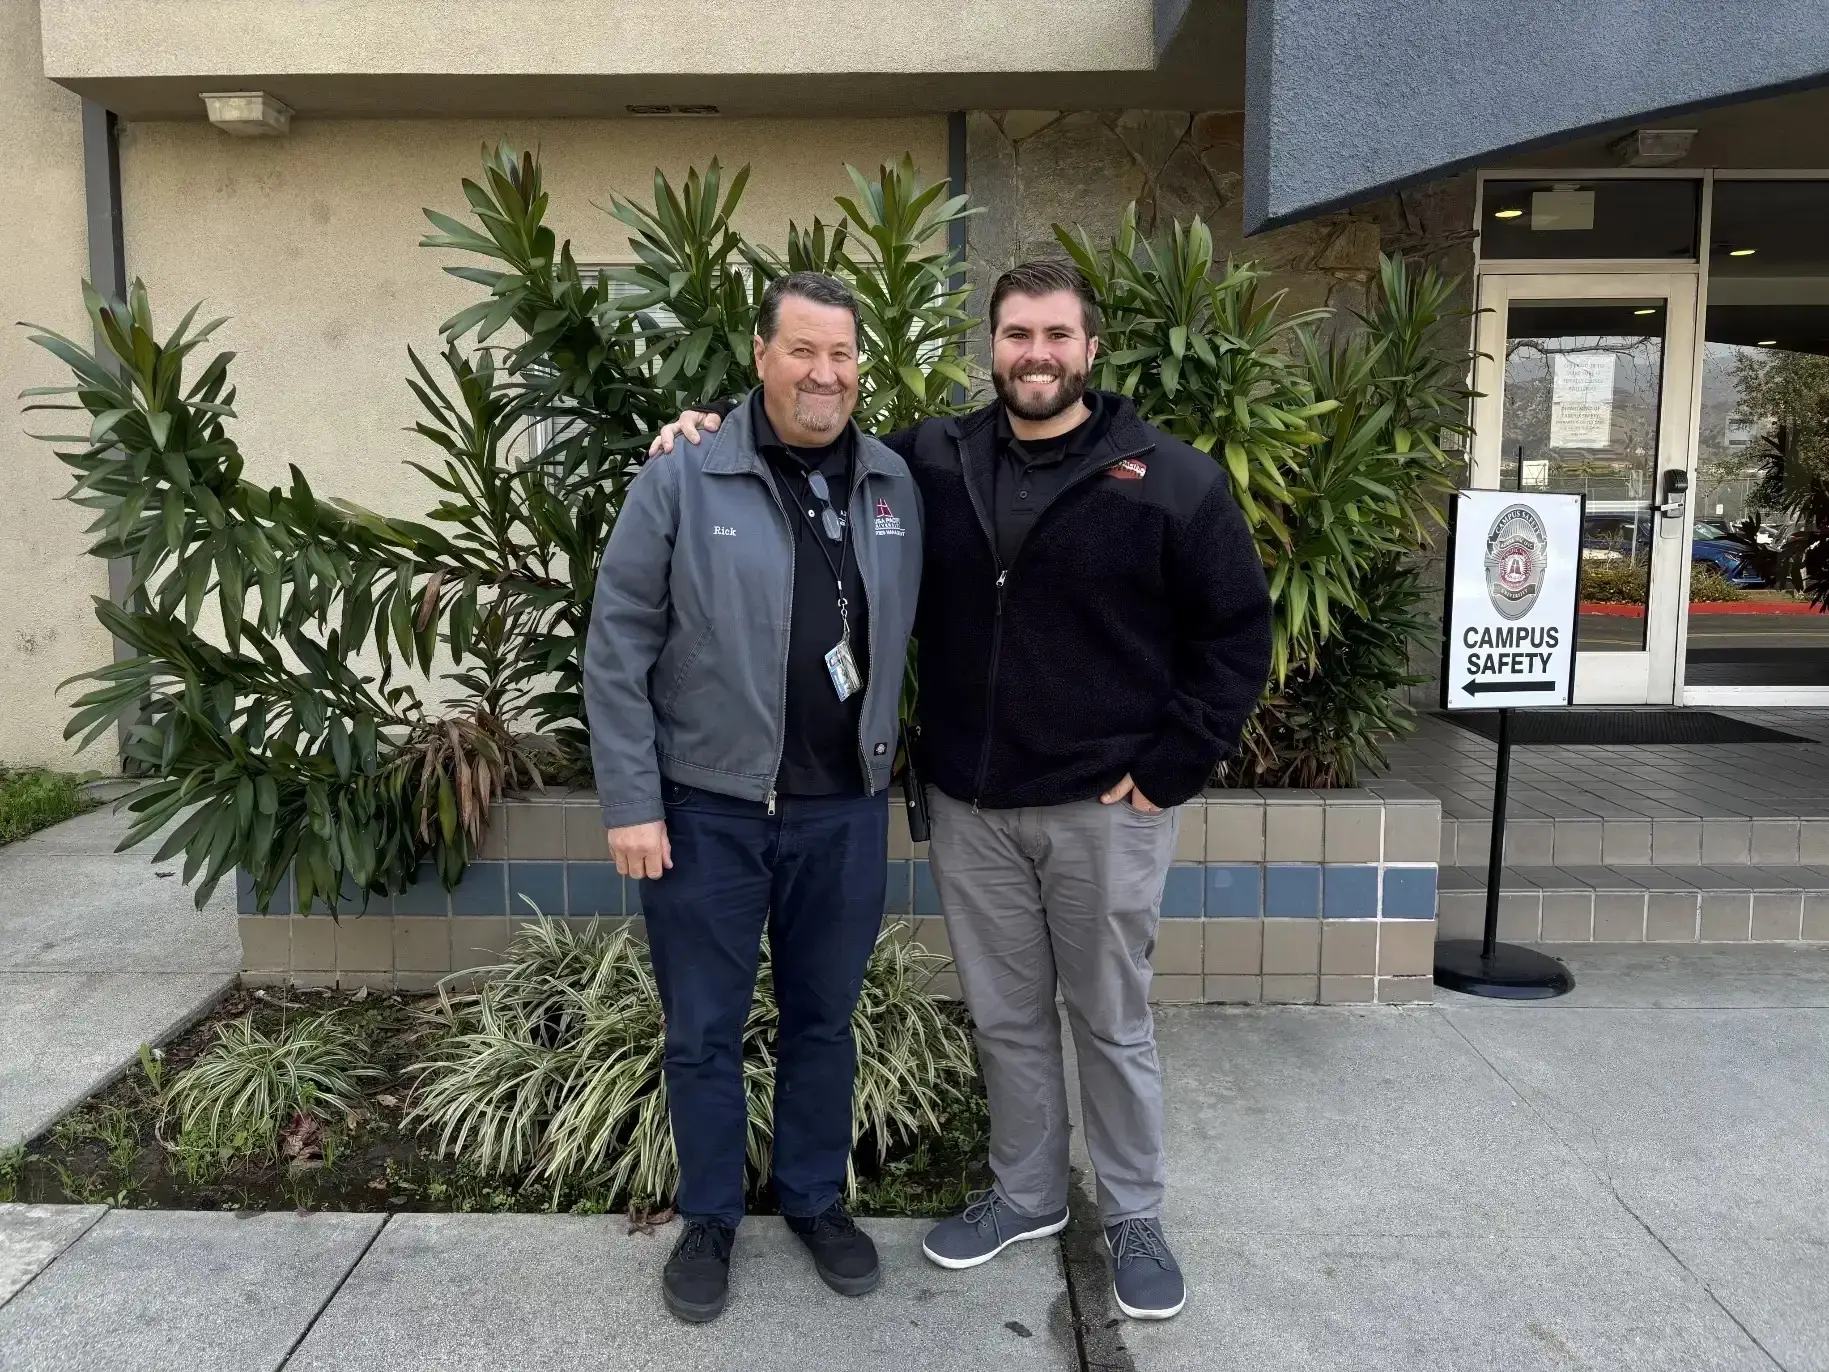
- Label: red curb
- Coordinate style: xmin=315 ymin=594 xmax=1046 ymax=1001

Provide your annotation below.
xmin=1580 ymin=601 xmax=1824 ymax=617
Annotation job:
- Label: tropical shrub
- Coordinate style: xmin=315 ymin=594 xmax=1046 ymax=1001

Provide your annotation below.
xmin=407 ymin=918 xmax=976 ymax=1206
xmin=1688 ymin=564 xmax=1747 ymax=603
xmin=1233 ymin=558 xmax=1432 ymax=788
xmin=25 ymin=152 xmax=970 ymax=910
xmin=1579 ymin=558 xmax=1649 ymax=605
xmin=26 ymin=142 xmax=1469 ymax=909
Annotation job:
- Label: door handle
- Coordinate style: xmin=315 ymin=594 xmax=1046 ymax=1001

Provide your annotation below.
xmin=1657 ymin=470 xmax=1689 ymax=535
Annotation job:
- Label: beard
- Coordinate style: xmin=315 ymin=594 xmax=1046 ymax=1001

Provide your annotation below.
xmin=793 ymin=384 xmax=849 ymax=434
xmin=993 ymin=359 xmax=1088 ymax=422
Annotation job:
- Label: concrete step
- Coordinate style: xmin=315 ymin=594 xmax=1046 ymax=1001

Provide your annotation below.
xmin=1440 ymin=815 xmax=1829 ymax=868
xmin=1436 ymin=864 xmax=1829 ymax=944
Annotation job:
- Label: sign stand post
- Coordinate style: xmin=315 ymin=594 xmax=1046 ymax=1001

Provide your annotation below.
xmin=1434 ymin=490 xmax=1584 ymax=1000
xmin=1433 ymin=706 xmax=1574 ymax=998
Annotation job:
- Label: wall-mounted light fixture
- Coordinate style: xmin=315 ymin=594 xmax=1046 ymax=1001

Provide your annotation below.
xmin=200 ymin=92 xmax=293 ymax=136
xmin=1608 ymin=128 xmax=1696 ymax=166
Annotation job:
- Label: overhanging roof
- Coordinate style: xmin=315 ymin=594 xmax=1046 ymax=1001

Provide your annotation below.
xmin=1243 ymin=0 xmax=1829 ymax=232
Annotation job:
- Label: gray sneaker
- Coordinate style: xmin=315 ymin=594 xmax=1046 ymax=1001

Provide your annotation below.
xmin=1106 ymin=1218 xmax=1186 ymax=1319
xmin=921 ymin=1189 xmax=1069 ymax=1269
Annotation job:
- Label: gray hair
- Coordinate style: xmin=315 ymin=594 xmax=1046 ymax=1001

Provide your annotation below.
xmin=756 ymin=271 xmax=860 ymax=343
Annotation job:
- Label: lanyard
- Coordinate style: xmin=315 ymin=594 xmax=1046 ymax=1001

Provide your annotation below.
xmin=788 ymin=451 xmax=856 ymax=647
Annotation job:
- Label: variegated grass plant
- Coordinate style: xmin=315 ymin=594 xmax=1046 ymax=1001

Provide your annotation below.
xmin=163 ymin=1013 xmax=382 ymax=1172
xmin=407 ymin=917 xmax=976 ymax=1207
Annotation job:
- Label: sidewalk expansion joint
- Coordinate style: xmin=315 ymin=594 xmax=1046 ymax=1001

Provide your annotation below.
xmin=1058 ymin=1167 xmax=1137 ymax=1372
xmin=274 ymin=1212 xmax=391 ymax=1369
xmin=0 ymin=1204 xmax=111 ymax=1315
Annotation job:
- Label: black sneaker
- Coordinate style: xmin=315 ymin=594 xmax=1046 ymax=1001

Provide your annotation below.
xmin=786 ymin=1202 xmax=881 ymax=1296
xmin=663 ymin=1219 xmax=736 ymax=1323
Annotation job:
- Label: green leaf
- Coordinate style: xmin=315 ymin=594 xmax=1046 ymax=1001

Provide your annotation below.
xmin=328 ymin=715 xmax=352 ymax=779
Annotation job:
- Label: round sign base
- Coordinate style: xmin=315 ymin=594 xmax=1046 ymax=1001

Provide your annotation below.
xmin=1433 ymin=940 xmax=1575 ymax=1000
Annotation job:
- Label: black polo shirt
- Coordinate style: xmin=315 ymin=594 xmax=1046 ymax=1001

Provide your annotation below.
xmin=752 ymin=394 xmax=871 ymax=797
xmin=990 ymin=392 xmax=1110 ymax=568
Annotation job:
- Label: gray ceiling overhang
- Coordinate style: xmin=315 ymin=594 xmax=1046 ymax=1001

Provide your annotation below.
xmin=1242 ymin=0 xmax=1829 ymax=232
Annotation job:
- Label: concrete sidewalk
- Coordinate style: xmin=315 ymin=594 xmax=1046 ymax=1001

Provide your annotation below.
xmin=0 ymin=804 xmax=236 ymax=1148
xmin=0 ymin=1212 xmax=1074 ymax=1372
xmin=3 ymin=945 xmax=1827 ymax=1371
xmin=1118 ymin=943 xmax=1829 ymax=1372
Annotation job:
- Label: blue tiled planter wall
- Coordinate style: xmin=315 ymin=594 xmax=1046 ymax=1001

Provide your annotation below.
xmin=239 ymin=784 xmax=1441 ymax=1005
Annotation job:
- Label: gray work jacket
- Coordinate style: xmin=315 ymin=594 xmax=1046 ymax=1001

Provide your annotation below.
xmin=583 ymin=394 xmax=923 ymax=827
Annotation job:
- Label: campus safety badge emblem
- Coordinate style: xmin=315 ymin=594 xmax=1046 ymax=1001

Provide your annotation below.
xmin=1484 ymin=503 xmax=1548 ymax=621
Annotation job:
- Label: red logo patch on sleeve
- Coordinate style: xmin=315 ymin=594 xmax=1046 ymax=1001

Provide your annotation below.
xmin=1110 ymin=458 xmax=1149 ymax=481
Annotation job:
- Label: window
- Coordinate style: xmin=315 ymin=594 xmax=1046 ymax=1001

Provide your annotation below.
xmin=1687 ymin=181 xmax=1829 ymax=688
xmin=1481 ymin=179 xmax=1701 ymax=261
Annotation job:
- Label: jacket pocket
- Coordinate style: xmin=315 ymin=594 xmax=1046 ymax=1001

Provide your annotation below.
xmin=655 ymin=623 xmax=714 ymax=713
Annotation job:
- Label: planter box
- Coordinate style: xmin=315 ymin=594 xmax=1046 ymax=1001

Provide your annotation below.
xmin=238 ymin=785 xmax=1440 ymax=1004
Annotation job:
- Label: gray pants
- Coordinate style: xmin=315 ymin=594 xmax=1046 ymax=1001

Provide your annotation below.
xmin=927 ymin=789 xmax=1176 ymax=1224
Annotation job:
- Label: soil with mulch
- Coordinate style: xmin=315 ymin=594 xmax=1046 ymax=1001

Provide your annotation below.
xmin=0 ymin=987 xmax=991 ymax=1220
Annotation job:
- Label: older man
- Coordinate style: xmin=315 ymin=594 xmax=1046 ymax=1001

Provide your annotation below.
xmin=650 ymin=259 xmax=1272 ymax=1323
xmin=585 ymin=271 xmax=923 ymax=1322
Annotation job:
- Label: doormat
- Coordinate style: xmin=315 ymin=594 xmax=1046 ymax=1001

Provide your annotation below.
xmin=1443 ymin=710 xmax=1811 ymax=746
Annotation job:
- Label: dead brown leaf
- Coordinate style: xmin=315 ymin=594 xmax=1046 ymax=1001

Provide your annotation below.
xmin=627 ymin=1204 xmax=676 ymax=1235
xmin=281 ymin=1111 xmax=323 ymax=1162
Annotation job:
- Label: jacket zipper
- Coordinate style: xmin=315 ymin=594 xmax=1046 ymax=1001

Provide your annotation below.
xmin=959 ymin=434 xmax=1155 ymax=810
xmin=756 ymin=465 xmax=795 ymax=817
xmin=850 ymin=465 xmax=880 ymax=798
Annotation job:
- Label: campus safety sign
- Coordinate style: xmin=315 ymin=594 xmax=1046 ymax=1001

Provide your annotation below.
xmin=1441 ymin=489 xmax=1584 ymax=710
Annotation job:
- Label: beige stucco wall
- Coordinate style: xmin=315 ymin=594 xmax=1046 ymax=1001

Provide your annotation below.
xmin=42 ymin=0 xmax=1151 ymax=80
xmin=0 ymin=0 xmax=110 ymax=771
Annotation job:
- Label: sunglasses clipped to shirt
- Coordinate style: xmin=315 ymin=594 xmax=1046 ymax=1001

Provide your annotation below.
xmin=805 ymin=471 xmax=846 ymax=544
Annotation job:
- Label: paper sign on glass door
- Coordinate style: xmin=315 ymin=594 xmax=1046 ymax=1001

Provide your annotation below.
xmin=1550 ymin=352 xmax=1615 ymax=449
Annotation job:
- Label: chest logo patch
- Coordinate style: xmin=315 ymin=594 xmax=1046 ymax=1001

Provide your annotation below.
xmin=1110 ymin=458 xmax=1148 ymax=481
xmin=873 ymin=496 xmax=905 ymax=536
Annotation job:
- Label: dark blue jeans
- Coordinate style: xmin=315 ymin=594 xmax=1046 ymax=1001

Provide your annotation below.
xmin=641 ymin=781 xmax=888 ymax=1227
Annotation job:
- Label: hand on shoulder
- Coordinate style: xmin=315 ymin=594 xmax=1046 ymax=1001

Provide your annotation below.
xmin=646 ymin=411 xmax=723 ymax=458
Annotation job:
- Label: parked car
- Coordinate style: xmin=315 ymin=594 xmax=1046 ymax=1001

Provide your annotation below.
xmin=1581 ymin=507 xmax=1765 ymax=585
xmin=1692 ymin=533 xmax=1765 ymax=586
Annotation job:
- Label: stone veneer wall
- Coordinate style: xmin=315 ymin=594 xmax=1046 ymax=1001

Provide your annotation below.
xmin=964 ymin=111 xmax=1478 ymax=354
xmin=964 ymin=109 xmax=1480 ymax=703
xmin=237 ymin=787 xmax=1443 ymax=1005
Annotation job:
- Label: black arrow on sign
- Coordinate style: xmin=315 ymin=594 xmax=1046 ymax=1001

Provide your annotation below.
xmin=1463 ymin=679 xmax=1556 ymax=696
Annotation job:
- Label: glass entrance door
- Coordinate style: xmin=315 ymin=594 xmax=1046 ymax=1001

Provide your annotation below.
xmin=1470 ymin=273 xmax=1700 ymax=703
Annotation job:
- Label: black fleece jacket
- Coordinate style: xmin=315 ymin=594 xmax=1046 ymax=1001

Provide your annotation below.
xmin=894 ymin=393 xmax=1270 ymax=810
xmin=695 ymin=391 xmax=1272 ymax=810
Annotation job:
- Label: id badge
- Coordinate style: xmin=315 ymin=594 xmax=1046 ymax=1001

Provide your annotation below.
xmin=824 ymin=639 xmax=863 ymax=701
